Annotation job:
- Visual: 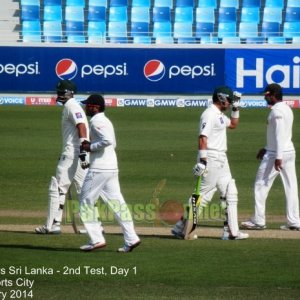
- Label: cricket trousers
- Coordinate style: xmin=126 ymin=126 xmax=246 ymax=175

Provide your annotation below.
xmin=80 ymin=170 xmax=139 ymax=245
xmin=252 ymin=151 xmax=300 ymax=227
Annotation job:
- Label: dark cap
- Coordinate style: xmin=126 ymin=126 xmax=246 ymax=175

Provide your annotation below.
xmin=263 ymin=83 xmax=282 ymax=95
xmin=56 ymin=80 xmax=77 ymax=93
xmin=213 ymin=86 xmax=234 ymax=103
xmin=82 ymin=94 xmax=105 ymax=111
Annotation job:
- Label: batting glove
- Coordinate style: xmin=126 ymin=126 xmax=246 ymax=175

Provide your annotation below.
xmin=232 ymin=91 xmax=242 ymax=111
xmin=193 ymin=159 xmax=207 ymax=176
xmin=79 ymin=144 xmax=90 ymax=169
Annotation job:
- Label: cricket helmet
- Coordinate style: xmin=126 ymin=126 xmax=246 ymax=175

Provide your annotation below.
xmin=213 ymin=86 xmax=234 ymax=104
xmin=55 ymin=80 xmax=77 ymax=103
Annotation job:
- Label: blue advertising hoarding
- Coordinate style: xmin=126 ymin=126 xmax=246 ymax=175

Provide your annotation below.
xmin=0 ymin=46 xmax=224 ymax=94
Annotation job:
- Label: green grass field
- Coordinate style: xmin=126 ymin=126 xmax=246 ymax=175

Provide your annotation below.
xmin=1 ymin=106 xmax=300 ymax=299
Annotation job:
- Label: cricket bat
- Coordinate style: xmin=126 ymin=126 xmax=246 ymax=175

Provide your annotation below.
xmin=183 ymin=176 xmax=202 ymax=240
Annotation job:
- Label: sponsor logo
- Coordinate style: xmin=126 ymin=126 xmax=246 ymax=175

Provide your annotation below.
xmin=0 ymin=62 xmax=39 ymax=77
xmin=144 ymin=60 xmax=216 ymax=82
xmin=56 ymin=59 xmax=78 ymax=80
xmin=184 ymin=99 xmax=208 ymax=107
xmin=144 ymin=60 xmax=166 ymax=82
xmin=240 ymin=100 xmax=267 ymax=108
xmin=104 ymin=98 xmax=118 ymax=107
xmin=236 ymin=56 xmax=300 ymax=88
xmin=0 ymin=97 xmax=24 ymax=105
xmin=26 ymin=97 xmax=56 ymax=106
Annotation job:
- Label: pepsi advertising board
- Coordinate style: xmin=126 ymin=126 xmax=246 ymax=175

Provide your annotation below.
xmin=0 ymin=46 xmax=224 ymax=94
xmin=225 ymin=49 xmax=300 ymax=94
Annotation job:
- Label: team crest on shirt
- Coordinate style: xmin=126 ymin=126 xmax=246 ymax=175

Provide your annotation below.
xmin=201 ymin=122 xmax=206 ymax=130
xmin=219 ymin=117 xmax=224 ymax=124
xmin=75 ymin=112 xmax=83 ymax=119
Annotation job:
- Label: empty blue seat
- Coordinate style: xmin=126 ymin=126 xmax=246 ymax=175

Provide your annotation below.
xmin=287 ymin=0 xmax=300 ymax=7
xmin=292 ymin=36 xmax=300 ymax=43
xmin=218 ymin=7 xmax=237 ymax=23
xmin=65 ymin=6 xmax=84 ymax=21
xmin=196 ymin=7 xmax=215 ymax=23
xmin=218 ymin=22 xmax=237 ymax=37
xmin=66 ymin=0 xmax=85 ymax=6
xmin=109 ymin=37 xmax=128 ymax=43
xmin=220 ymin=0 xmax=239 ymax=8
xmin=176 ymin=0 xmax=194 ymax=7
xmin=131 ymin=7 xmax=150 ymax=22
xmin=89 ymin=0 xmax=107 ymax=6
xmin=155 ymin=36 xmax=174 ymax=43
xmin=88 ymin=35 xmax=105 ymax=43
xmin=44 ymin=0 xmax=61 ymax=5
xmin=109 ymin=6 xmax=128 ymax=22
xmin=22 ymin=20 xmax=41 ymax=35
xmin=173 ymin=22 xmax=193 ymax=37
xmin=44 ymin=36 xmax=63 ymax=42
xmin=197 ymin=0 xmax=216 ymax=8
xmin=239 ymin=22 xmax=258 ymax=38
xmin=283 ymin=21 xmax=300 ymax=37
xmin=153 ymin=7 xmax=171 ymax=22
xmin=153 ymin=21 xmax=172 ymax=37
xmin=200 ymin=36 xmax=219 ymax=43
xmin=265 ymin=0 xmax=284 ymax=8
xmin=241 ymin=7 xmax=260 ymax=23
xmin=261 ymin=22 xmax=280 ymax=37
xmin=267 ymin=36 xmax=286 ymax=43
xmin=285 ymin=7 xmax=300 ymax=22
xmin=88 ymin=6 xmax=106 ymax=21
xmin=23 ymin=34 xmax=42 ymax=42
xmin=21 ymin=0 xmax=40 ymax=5
xmin=108 ymin=21 xmax=127 ymax=37
xmin=66 ymin=21 xmax=84 ymax=35
xmin=174 ymin=7 xmax=193 ymax=22
xmin=222 ymin=36 xmax=241 ymax=43
xmin=110 ymin=0 xmax=127 ymax=6
xmin=195 ymin=22 xmax=214 ymax=37
xmin=245 ymin=37 xmax=266 ymax=43
xmin=131 ymin=22 xmax=149 ymax=36
xmin=154 ymin=0 xmax=173 ymax=8
xmin=67 ymin=35 xmax=85 ymax=43
xmin=132 ymin=0 xmax=150 ymax=7
xmin=43 ymin=20 xmax=62 ymax=38
xmin=263 ymin=7 xmax=282 ymax=23
xmin=242 ymin=0 xmax=260 ymax=7
xmin=177 ymin=37 xmax=197 ymax=43
xmin=21 ymin=5 xmax=40 ymax=20
xmin=44 ymin=5 xmax=62 ymax=21
xmin=133 ymin=36 xmax=152 ymax=43
xmin=88 ymin=21 xmax=106 ymax=36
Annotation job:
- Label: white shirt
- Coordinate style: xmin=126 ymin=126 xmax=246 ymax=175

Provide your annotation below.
xmin=266 ymin=101 xmax=295 ymax=159
xmin=199 ymin=104 xmax=231 ymax=153
xmin=61 ymin=98 xmax=89 ymax=158
xmin=89 ymin=112 xmax=118 ymax=171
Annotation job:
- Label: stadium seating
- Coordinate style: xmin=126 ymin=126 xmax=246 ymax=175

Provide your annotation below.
xmin=17 ymin=0 xmax=296 ymax=44
xmin=43 ymin=20 xmax=63 ymax=41
xmin=267 ymin=36 xmax=286 ymax=43
xmin=155 ymin=36 xmax=174 ymax=44
xmin=200 ymin=36 xmax=219 ymax=43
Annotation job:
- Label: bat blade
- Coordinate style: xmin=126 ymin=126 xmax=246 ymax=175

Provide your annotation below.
xmin=183 ymin=176 xmax=202 ymax=240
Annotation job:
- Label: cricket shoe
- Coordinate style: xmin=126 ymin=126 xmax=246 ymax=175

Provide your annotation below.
xmin=35 ymin=224 xmax=61 ymax=234
xmin=222 ymin=231 xmax=249 ymax=240
xmin=117 ymin=240 xmax=141 ymax=253
xmin=240 ymin=220 xmax=266 ymax=230
xmin=280 ymin=225 xmax=300 ymax=231
xmin=80 ymin=242 xmax=106 ymax=252
xmin=171 ymin=219 xmax=185 ymax=239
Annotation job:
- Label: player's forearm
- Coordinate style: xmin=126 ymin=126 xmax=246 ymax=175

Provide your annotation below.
xmin=76 ymin=123 xmax=88 ymax=141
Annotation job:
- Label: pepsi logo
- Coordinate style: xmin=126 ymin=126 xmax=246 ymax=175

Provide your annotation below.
xmin=55 ymin=59 xmax=78 ymax=80
xmin=144 ymin=60 xmax=165 ymax=82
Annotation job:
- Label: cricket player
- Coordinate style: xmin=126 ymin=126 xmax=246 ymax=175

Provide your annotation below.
xmin=241 ymin=83 xmax=300 ymax=231
xmin=35 ymin=80 xmax=89 ymax=234
xmin=79 ymin=94 xmax=141 ymax=252
xmin=172 ymin=86 xmax=249 ymax=240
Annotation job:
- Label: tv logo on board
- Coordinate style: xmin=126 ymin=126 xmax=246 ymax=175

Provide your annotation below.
xmin=56 ymin=59 xmax=78 ymax=80
xmin=144 ymin=60 xmax=216 ymax=82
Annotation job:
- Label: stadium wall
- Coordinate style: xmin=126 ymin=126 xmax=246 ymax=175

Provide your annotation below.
xmin=0 ymin=44 xmax=300 ymax=108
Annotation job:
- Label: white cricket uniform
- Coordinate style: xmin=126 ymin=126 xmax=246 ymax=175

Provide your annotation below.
xmin=198 ymin=104 xmax=233 ymax=202
xmin=252 ymin=102 xmax=300 ymax=227
xmin=56 ymin=98 xmax=88 ymax=195
xmin=80 ymin=112 xmax=139 ymax=246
